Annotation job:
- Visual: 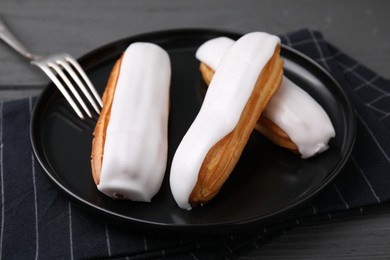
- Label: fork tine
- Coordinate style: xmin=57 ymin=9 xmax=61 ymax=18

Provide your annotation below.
xmin=66 ymin=56 xmax=103 ymax=108
xmin=57 ymin=59 xmax=100 ymax=114
xmin=33 ymin=62 xmax=85 ymax=120
xmin=48 ymin=62 xmax=93 ymax=118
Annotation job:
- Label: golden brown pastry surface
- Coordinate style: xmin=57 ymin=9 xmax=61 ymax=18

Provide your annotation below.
xmin=189 ymin=45 xmax=284 ymax=206
xmin=199 ymin=59 xmax=299 ymax=154
xmin=91 ymin=56 xmax=123 ymax=185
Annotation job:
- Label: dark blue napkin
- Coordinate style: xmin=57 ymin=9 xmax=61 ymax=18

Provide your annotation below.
xmin=1 ymin=29 xmax=390 ymax=259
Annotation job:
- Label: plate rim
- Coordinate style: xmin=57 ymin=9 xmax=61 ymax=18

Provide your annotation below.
xmin=30 ymin=28 xmax=356 ymax=232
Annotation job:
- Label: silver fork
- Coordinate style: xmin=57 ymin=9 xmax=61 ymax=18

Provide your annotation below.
xmin=0 ymin=17 xmax=102 ymax=120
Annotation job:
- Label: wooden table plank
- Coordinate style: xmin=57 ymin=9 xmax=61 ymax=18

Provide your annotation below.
xmin=238 ymin=204 xmax=390 ymax=259
xmin=0 ymin=0 xmax=389 ymax=86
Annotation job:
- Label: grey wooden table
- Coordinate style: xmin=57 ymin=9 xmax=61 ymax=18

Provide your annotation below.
xmin=1 ymin=0 xmax=390 ymax=258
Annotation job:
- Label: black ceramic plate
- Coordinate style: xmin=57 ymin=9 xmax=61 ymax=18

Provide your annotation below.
xmin=31 ymin=29 xmax=355 ymax=232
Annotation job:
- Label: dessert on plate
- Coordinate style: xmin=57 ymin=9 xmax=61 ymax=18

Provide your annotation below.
xmin=196 ymin=36 xmax=335 ymax=158
xmin=91 ymin=42 xmax=171 ymax=202
xmin=170 ymin=32 xmax=283 ymax=209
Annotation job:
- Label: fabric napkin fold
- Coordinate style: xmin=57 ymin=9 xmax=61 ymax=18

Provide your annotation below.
xmin=1 ymin=28 xmax=390 ymax=259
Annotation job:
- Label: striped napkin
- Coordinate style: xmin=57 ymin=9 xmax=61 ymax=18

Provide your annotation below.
xmin=1 ymin=29 xmax=390 ymax=259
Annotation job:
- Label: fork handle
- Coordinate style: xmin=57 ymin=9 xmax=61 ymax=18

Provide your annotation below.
xmin=0 ymin=17 xmax=39 ymax=60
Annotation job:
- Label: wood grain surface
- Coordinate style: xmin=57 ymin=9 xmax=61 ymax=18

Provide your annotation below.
xmin=0 ymin=0 xmax=389 ymax=89
xmin=1 ymin=0 xmax=390 ymax=258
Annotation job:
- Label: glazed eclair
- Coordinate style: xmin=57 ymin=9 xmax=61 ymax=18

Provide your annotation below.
xmin=170 ymin=32 xmax=283 ymax=209
xmin=91 ymin=42 xmax=171 ymax=202
xmin=196 ymin=37 xmax=336 ymax=158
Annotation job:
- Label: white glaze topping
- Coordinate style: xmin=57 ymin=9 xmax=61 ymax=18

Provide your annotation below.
xmin=264 ymin=77 xmax=335 ymax=158
xmin=195 ymin=37 xmax=235 ymax=70
xmin=195 ymin=36 xmax=336 ymax=159
xmin=98 ymin=42 xmax=171 ymax=202
xmin=170 ymin=32 xmax=280 ymax=209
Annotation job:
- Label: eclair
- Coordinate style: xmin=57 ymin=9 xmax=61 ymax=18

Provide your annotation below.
xmin=91 ymin=42 xmax=171 ymax=202
xmin=170 ymin=32 xmax=283 ymax=209
xmin=196 ymin=37 xmax=336 ymax=158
